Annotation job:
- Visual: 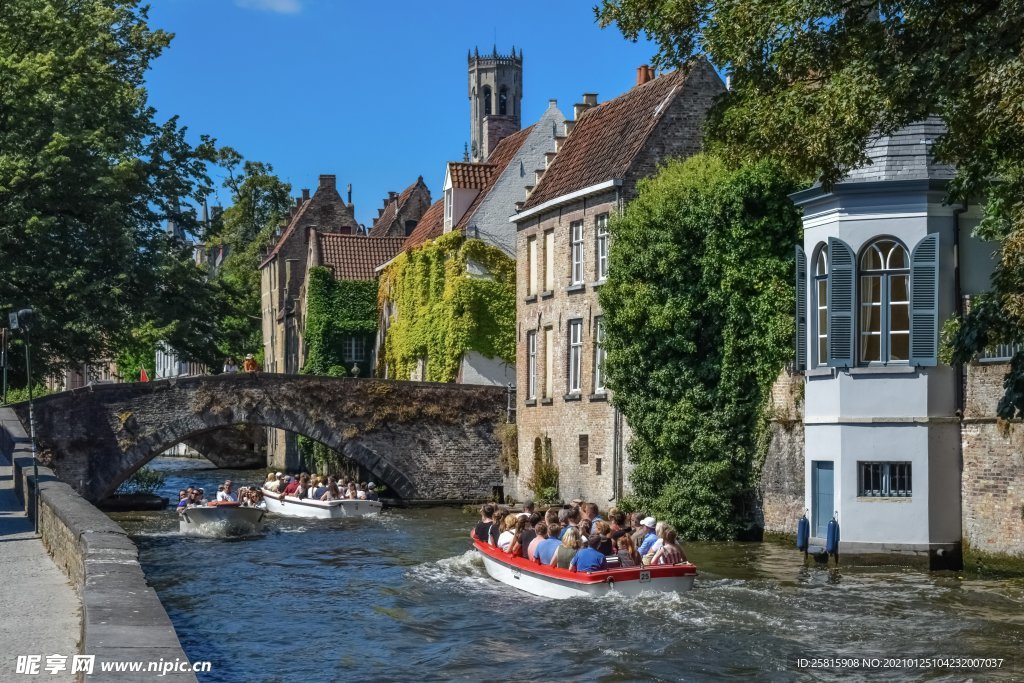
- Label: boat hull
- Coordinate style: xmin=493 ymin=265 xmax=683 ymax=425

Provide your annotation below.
xmin=178 ymin=505 xmax=266 ymax=536
xmin=474 ymin=541 xmax=696 ymax=599
xmin=261 ymin=488 xmax=382 ymax=519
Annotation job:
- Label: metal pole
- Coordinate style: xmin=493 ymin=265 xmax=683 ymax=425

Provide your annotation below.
xmin=2 ymin=328 xmax=7 ymax=405
xmin=24 ymin=325 xmax=38 ymax=532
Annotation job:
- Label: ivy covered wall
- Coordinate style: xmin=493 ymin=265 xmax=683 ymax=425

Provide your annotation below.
xmin=378 ymin=232 xmax=515 ymax=382
xmin=302 ymin=266 xmax=377 ymax=377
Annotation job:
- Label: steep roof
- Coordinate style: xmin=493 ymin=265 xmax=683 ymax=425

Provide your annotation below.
xmin=842 ymin=117 xmax=955 ymax=184
xmin=453 ymin=124 xmax=534 ymax=234
xmin=260 ymin=199 xmax=311 ymax=268
xmin=402 ymin=199 xmax=444 ymax=251
xmin=315 ymin=234 xmax=405 ymax=280
xmin=522 ymin=67 xmax=701 ymax=210
xmin=448 ymin=162 xmax=495 ymax=189
xmin=368 ymin=176 xmax=427 ymax=238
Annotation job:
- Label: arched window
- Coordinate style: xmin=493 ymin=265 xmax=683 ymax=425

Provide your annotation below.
xmin=814 ymin=245 xmax=828 ymax=366
xmin=859 ymin=238 xmax=910 ymax=364
xmin=483 ymin=86 xmax=492 ymax=116
xmin=499 ymin=87 xmax=508 ymax=115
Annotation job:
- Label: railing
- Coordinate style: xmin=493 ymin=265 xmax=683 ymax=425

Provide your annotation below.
xmin=978 ymin=342 xmax=1021 ymax=364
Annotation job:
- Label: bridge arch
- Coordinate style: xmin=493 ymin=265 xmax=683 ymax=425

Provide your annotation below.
xmin=15 ymin=374 xmax=506 ymax=503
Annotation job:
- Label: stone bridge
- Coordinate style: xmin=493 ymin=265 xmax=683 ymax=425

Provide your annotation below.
xmin=13 ymin=374 xmax=508 ymax=503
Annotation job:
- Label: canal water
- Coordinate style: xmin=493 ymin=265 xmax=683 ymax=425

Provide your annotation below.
xmin=111 ymin=458 xmax=1024 ymax=682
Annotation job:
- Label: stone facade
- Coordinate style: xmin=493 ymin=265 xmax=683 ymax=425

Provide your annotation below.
xmin=760 ymin=370 xmax=806 ymax=536
xmin=17 ymin=374 xmax=506 ymax=503
xmin=509 ymin=64 xmax=724 ymax=507
xmin=368 ymin=177 xmax=432 ymax=238
xmin=468 ymin=47 xmax=522 ymax=162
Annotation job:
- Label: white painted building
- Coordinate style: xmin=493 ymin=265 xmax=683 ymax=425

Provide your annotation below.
xmin=792 ymin=119 xmax=996 ymax=565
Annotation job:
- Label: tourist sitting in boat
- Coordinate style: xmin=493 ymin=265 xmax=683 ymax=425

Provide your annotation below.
xmin=535 ymin=522 xmax=562 ymax=565
xmin=265 ymin=472 xmax=283 ymax=493
xmin=217 ymin=480 xmax=237 ymax=502
xmin=282 ymin=476 xmax=299 ymax=496
xmin=651 ymin=527 xmax=686 ymax=565
xmin=642 ymin=521 xmax=667 ymax=566
xmin=321 ymin=479 xmax=340 ymax=501
xmin=496 ymin=513 xmax=519 ymax=552
xmin=614 ymin=531 xmax=641 ymax=567
xmin=263 ymin=473 xmax=277 ymax=492
xmin=356 ymin=483 xmax=367 ymax=500
xmin=527 ymin=522 xmax=548 ymax=561
xmin=344 ymin=482 xmax=357 ymax=499
xmin=570 ymin=535 xmax=608 ymax=572
xmin=637 ymin=517 xmax=658 ymax=557
xmin=550 ymin=527 xmax=582 ymax=569
xmin=518 ymin=500 xmax=535 ymax=520
xmin=365 ymin=483 xmax=379 ymax=501
xmin=545 ymin=508 xmax=560 ymax=538
xmin=514 ymin=513 xmax=541 ymax=558
xmin=191 ymin=488 xmax=206 ymax=506
xmin=577 ymin=518 xmax=592 ymax=544
xmin=310 ymin=475 xmax=327 ymax=499
xmin=472 ymin=504 xmax=500 ymax=546
xmin=591 ymin=520 xmax=614 ymax=556
xmin=609 ymin=511 xmax=629 ymax=538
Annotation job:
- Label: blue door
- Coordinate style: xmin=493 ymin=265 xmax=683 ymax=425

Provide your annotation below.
xmin=812 ymin=461 xmax=834 ymax=538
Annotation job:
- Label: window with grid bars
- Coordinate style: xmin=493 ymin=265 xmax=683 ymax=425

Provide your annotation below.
xmin=858 ymin=462 xmax=912 ymax=497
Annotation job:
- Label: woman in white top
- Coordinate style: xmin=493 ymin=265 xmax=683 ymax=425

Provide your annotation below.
xmin=222 ymin=357 xmax=239 ymax=374
xmin=496 ymin=514 xmax=519 ymax=552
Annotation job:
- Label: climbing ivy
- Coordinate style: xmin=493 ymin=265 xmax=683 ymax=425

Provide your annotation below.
xmin=301 ymin=266 xmax=377 ymax=378
xmin=378 ymin=232 xmax=515 ymax=382
xmin=599 ymin=154 xmax=801 ymax=541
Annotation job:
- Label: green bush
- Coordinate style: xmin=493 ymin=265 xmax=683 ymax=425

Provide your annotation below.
xmin=116 ymin=466 xmax=166 ymax=495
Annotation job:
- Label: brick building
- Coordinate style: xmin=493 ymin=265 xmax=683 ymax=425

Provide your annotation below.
xmin=508 ymin=62 xmax=725 ymax=506
xmin=367 ymin=176 xmax=432 ymax=238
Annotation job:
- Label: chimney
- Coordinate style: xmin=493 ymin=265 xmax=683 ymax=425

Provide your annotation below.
xmin=636 ymin=65 xmax=654 ymax=86
xmin=544 ymin=151 xmax=558 ymax=168
xmin=301 ymin=188 xmax=310 ymax=201
xmin=573 ymin=103 xmax=586 ymax=120
xmin=318 ymin=174 xmax=336 ymax=190
xmin=346 ymin=184 xmax=352 ymax=205
xmin=294 ymin=196 xmax=302 ymax=208
xmin=583 ymin=93 xmax=598 ymax=107
xmin=564 ymin=120 xmax=576 ymax=135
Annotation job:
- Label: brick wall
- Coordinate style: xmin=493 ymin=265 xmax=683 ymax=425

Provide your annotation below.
xmin=962 ymin=362 xmax=1024 ymax=559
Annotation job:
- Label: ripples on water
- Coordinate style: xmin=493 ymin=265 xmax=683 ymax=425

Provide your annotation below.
xmin=112 ymin=458 xmax=1024 ymax=682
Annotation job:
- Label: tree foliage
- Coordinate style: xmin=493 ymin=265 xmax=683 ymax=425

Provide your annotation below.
xmin=0 ymin=0 xmax=219 ymax=383
xmin=599 ymin=155 xmax=800 ymax=540
xmin=301 ymin=267 xmax=377 ymax=378
xmin=597 ymin=0 xmax=1024 ymax=415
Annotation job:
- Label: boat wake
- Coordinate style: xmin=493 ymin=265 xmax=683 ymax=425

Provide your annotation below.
xmin=406 ymin=550 xmax=496 ymax=593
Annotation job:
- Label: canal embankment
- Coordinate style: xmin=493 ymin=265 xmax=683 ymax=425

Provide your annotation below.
xmin=0 ymin=407 xmax=197 ymax=682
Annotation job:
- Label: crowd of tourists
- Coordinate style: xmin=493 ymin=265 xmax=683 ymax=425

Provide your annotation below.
xmin=471 ymin=501 xmax=687 ymax=572
xmin=175 ymin=479 xmax=266 ymax=512
xmin=261 ymin=472 xmax=380 ymax=502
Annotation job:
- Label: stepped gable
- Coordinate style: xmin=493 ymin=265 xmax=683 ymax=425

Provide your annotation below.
xmin=369 ymin=177 xmax=430 ymax=238
xmin=454 ymin=124 xmax=534 ymax=234
xmin=402 ymin=199 xmax=444 ymax=251
xmin=842 ymin=117 xmax=955 ymax=184
xmin=522 ymin=67 xmax=702 ymax=210
xmin=448 ymin=162 xmax=495 ymax=189
xmin=314 ymin=233 xmax=405 ymax=280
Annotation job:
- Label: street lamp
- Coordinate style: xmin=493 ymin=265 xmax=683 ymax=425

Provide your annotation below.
xmin=9 ymin=308 xmax=38 ymax=531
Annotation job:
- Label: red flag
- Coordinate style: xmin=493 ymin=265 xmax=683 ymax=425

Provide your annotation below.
xmin=139 ymin=367 xmax=149 ymax=382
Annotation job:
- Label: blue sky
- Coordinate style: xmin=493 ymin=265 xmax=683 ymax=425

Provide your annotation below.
xmin=146 ymin=0 xmax=659 ymax=227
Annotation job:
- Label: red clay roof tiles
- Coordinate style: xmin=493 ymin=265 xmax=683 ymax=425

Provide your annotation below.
xmin=401 ymin=199 xmax=444 ymax=251
xmin=453 ymin=125 xmax=534 ymax=234
xmin=315 ymin=234 xmax=405 ymax=280
xmin=448 ymin=162 xmax=495 ymax=189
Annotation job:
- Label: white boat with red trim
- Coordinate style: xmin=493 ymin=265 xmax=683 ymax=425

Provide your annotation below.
xmin=261 ymin=488 xmax=382 ymax=519
xmin=473 ymin=540 xmax=697 ymax=599
xmin=178 ymin=501 xmax=266 ymax=536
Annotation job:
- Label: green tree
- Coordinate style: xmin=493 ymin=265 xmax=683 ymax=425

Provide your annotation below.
xmin=0 ymin=0 xmax=217 ymax=382
xmin=599 ymin=155 xmax=800 ymax=540
xmin=597 ymin=0 xmax=1024 ymax=416
xmin=209 ymin=149 xmax=292 ymax=360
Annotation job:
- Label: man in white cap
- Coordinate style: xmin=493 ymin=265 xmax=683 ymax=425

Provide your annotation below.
xmin=637 ymin=516 xmax=659 ymax=556
xmin=243 ymin=354 xmax=260 ymax=373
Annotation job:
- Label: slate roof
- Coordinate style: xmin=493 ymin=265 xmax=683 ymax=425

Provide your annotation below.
xmin=448 ymin=162 xmax=495 ymax=189
xmin=368 ymin=177 xmax=426 ymax=238
xmin=315 ymin=233 xmax=405 ymax=280
xmin=842 ymin=117 xmax=955 ymax=183
xmin=453 ymin=124 xmax=534 ymax=234
xmin=522 ymin=66 xmax=703 ymax=210
xmin=401 ymin=198 xmax=444 ymax=251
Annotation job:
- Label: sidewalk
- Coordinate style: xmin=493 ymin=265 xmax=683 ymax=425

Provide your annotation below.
xmin=0 ymin=441 xmax=80 ymax=681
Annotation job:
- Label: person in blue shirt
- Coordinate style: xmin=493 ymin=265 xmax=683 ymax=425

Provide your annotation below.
xmin=637 ymin=517 xmax=659 ymax=556
xmin=536 ymin=526 xmax=562 ymax=565
xmin=571 ymin=536 xmax=608 ymax=572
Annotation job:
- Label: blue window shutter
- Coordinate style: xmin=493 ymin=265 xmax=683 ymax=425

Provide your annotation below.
xmin=827 ymin=237 xmax=855 ymax=368
xmin=910 ymin=233 xmax=940 ymax=366
xmin=795 ymin=244 xmax=807 ymax=371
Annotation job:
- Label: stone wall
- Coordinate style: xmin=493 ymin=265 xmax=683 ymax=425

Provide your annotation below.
xmin=962 ymin=362 xmax=1024 ymax=560
xmin=183 ymin=424 xmax=266 ymax=469
xmin=1 ymin=409 xmax=197 ymax=682
xmin=759 ymin=369 xmax=806 ymax=536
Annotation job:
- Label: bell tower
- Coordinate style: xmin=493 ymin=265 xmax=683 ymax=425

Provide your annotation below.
xmin=468 ymin=45 xmax=523 ymax=163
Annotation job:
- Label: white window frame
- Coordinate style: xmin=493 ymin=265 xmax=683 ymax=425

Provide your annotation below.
xmin=543 ymin=327 xmax=554 ymax=399
xmin=814 ymin=246 xmax=828 ymax=367
xmin=568 ymin=319 xmax=583 ymax=394
xmin=543 ymin=230 xmax=555 ymax=292
xmin=526 ymin=331 xmax=537 ymax=400
xmin=858 ymin=238 xmax=910 ymax=365
xmin=526 ymin=236 xmax=538 ymax=296
xmin=570 ymin=220 xmax=584 ymax=285
xmin=344 ymin=336 xmax=365 ymax=363
xmin=595 ymin=214 xmax=609 ymax=282
xmin=593 ymin=317 xmax=606 ymax=394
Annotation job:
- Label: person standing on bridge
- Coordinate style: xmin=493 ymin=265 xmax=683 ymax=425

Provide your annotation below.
xmin=243 ymin=354 xmax=260 ymax=374
xmin=223 ymin=357 xmax=239 ymax=374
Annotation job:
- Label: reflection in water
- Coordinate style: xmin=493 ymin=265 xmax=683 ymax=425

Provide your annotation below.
xmin=113 ymin=458 xmax=1024 ymax=682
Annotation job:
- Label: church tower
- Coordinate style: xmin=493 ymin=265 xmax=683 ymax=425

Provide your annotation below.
xmin=468 ymin=46 xmax=523 ymax=163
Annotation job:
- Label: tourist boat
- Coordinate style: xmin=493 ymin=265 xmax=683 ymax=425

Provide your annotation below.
xmin=178 ymin=501 xmax=266 ymax=536
xmin=261 ymin=488 xmax=382 ymax=519
xmin=473 ymin=540 xmax=697 ymax=599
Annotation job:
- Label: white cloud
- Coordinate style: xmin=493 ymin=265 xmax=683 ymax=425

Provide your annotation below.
xmin=235 ymin=0 xmax=302 ymax=14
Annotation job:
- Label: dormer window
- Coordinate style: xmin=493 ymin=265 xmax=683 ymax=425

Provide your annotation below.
xmin=444 ymin=189 xmax=453 ymax=227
